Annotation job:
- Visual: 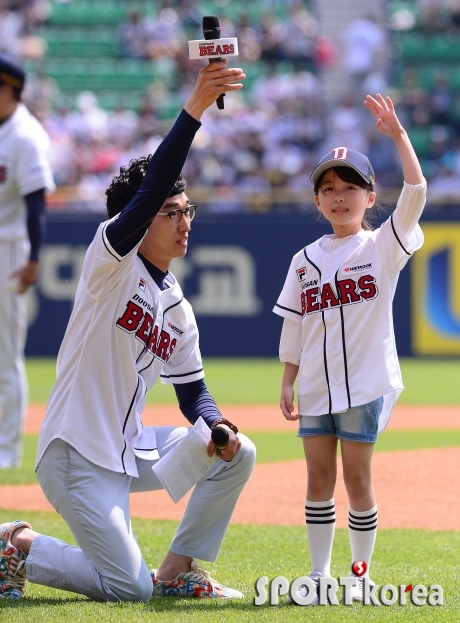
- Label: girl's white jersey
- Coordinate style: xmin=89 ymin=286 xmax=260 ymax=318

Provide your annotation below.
xmin=274 ymin=198 xmax=424 ymax=431
xmin=36 ymin=219 xmax=204 ymax=476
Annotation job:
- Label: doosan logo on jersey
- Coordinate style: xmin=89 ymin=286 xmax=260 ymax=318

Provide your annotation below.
xmin=302 ymin=279 xmax=318 ymax=291
xmin=132 ymin=293 xmax=154 ymax=313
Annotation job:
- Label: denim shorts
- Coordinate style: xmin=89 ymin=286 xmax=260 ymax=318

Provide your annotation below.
xmin=298 ymin=397 xmax=384 ymax=443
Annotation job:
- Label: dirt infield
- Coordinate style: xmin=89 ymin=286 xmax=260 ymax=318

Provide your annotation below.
xmin=23 ymin=403 xmax=460 ymax=434
xmin=1 ymin=404 xmax=459 ymax=529
xmin=2 ymin=447 xmax=458 ymax=530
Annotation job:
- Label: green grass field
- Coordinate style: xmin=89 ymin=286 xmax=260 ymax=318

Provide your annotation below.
xmin=0 ymin=511 xmax=458 ymax=622
xmin=25 ymin=357 xmax=460 ymax=405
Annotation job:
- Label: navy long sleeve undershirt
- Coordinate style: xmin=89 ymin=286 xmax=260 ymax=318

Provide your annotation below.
xmin=103 ymin=110 xmax=220 ymax=426
xmin=104 ymin=111 xmax=219 ymax=427
xmin=25 ymin=188 xmax=46 ymax=262
xmin=105 ymin=109 xmax=201 ymax=256
xmin=174 ymin=379 xmax=223 ymax=429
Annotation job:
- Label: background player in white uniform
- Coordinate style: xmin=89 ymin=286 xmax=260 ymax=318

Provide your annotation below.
xmin=274 ymin=94 xmax=426 ymax=603
xmin=0 ymin=54 xmax=54 ymax=468
xmin=0 ymin=61 xmax=256 ymax=601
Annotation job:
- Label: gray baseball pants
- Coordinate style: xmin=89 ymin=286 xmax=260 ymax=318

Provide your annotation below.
xmin=0 ymin=240 xmax=29 ymax=467
xmin=26 ymin=426 xmax=256 ymax=601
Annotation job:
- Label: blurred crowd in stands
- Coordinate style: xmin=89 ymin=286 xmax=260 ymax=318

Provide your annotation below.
xmin=119 ymin=2 xmax=322 ymax=73
xmin=391 ymin=0 xmax=460 ymax=35
xmin=0 ymin=0 xmax=50 ymax=57
xmin=5 ymin=0 xmax=460 ymax=210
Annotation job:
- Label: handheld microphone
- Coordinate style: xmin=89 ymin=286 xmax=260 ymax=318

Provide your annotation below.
xmin=211 ymin=424 xmax=230 ymax=451
xmin=203 ymin=14 xmax=225 ymax=110
xmin=211 ymin=425 xmax=233 ymax=463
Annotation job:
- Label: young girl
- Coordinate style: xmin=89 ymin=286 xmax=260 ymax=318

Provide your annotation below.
xmin=273 ymin=94 xmax=426 ymax=604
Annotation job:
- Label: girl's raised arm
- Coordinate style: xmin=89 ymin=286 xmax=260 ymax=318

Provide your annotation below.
xmin=364 ymin=94 xmax=424 ymax=186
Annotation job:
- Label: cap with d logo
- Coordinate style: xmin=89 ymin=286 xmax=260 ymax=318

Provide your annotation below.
xmin=310 ymin=147 xmax=375 ymax=186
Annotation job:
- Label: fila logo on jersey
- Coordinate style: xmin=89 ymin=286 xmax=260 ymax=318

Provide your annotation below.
xmin=342 ymin=262 xmax=373 ymax=275
xmin=300 ymin=274 xmax=378 ymax=316
xmin=296 ymin=267 xmax=307 ymax=282
xmin=138 ymin=277 xmax=146 ymax=292
xmin=116 ymin=300 xmax=177 ymax=362
xmin=0 ymin=166 xmax=6 ymax=183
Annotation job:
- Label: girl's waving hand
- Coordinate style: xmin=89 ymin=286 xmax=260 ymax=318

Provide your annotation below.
xmin=364 ymin=94 xmax=404 ymax=139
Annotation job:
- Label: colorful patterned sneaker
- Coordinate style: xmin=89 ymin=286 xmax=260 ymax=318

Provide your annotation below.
xmin=286 ymin=570 xmax=322 ymax=605
xmin=0 ymin=520 xmax=31 ymax=599
xmin=151 ymin=561 xmax=243 ymax=599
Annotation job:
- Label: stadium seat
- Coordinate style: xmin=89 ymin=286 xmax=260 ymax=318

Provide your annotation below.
xmin=48 ymin=1 xmax=128 ymax=26
xmin=407 ymin=127 xmax=431 ymax=157
xmin=396 ymin=32 xmax=425 ymax=60
xmin=44 ymin=28 xmax=120 ymax=58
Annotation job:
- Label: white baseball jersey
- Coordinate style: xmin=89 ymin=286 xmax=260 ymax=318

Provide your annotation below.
xmin=0 ymin=103 xmax=55 ymax=241
xmin=36 ymin=218 xmax=204 ymax=476
xmin=274 ymin=195 xmax=424 ymax=432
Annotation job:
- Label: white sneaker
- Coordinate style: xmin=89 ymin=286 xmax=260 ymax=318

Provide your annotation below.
xmin=286 ymin=570 xmax=321 ymax=605
xmin=350 ymin=575 xmax=376 ymax=602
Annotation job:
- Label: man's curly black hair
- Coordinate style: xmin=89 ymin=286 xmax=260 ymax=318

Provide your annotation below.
xmin=105 ymin=155 xmax=187 ymax=218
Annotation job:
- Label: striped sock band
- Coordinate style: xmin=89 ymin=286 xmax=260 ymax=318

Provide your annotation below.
xmin=348 ymin=505 xmax=378 ymax=577
xmin=305 ymin=500 xmax=336 ymax=525
xmin=348 ymin=507 xmax=378 ymax=532
xmin=305 ymin=499 xmax=336 ymax=577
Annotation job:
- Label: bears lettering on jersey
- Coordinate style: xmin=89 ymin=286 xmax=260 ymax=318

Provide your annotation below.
xmin=300 ymin=274 xmax=378 ymax=316
xmin=116 ymin=299 xmax=177 ymax=362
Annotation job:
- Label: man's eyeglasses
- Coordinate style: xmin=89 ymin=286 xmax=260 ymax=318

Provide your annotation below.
xmin=156 ymin=205 xmax=196 ymax=225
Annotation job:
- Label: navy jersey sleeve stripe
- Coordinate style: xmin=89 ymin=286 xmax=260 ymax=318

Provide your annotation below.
xmin=390 ymin=214 xmax=412 ymax=256
xmin=101 ymin=221 xmax=121 ymax=262
xmin=274 ymin=303 xmax=302 ymax=316
xmin=160 ymin=368 xmax=204 ymax=379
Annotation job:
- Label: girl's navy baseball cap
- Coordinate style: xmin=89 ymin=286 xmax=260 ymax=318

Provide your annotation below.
xmin=310 ymin=147 xmax=375 ymax=187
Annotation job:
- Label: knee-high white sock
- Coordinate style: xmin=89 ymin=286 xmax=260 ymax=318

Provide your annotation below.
xmin=348 ymin=505 xmax=378 ymax=577
xmin=305 ymin=499 xmax=336 ymax=577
